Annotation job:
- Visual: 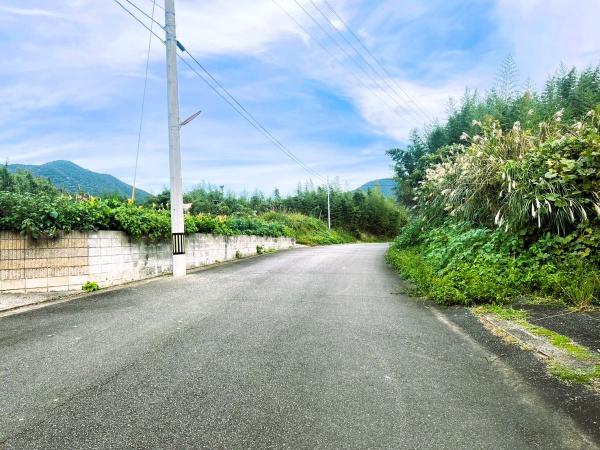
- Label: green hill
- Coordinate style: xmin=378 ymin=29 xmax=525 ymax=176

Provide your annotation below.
xmin=7 ymin=160 xmax=151 ymax=201
xmin=357 ymin=178 xmax=396 ymax=198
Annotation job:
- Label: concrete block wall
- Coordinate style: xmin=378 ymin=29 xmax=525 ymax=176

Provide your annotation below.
xmin=0 ymin=231 xmax=90 ymax=293
xmin=0 ymin=231 xmax=294 ymax=293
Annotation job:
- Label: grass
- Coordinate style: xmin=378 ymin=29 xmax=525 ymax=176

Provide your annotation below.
xmin=560 ymin=270 xmax=599 ymax=309
xmin=549 ymin=362 xmax=600 ymax=384
xmin=475 ymin=304 xmax=600 ymax=386
xmin=520 ymin=322 xmax=596 ymax=361
xmin=473 ymin=304 xmax=528 ymax=321
xmin=476 ymin=304 xmax=596 ymax=361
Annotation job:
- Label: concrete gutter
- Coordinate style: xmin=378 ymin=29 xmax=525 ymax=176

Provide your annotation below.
xmin=478 ymin=314 xmax=600 ymax=392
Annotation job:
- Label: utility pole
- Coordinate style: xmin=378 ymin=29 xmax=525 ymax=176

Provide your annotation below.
xmin=165 ymin=0 xmax=186 ymax=277
xmin=326 ymin=176 xmax=331 ymax=230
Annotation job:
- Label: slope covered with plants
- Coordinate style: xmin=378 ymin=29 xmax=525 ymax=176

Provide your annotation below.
xmin=387 ymin=63 xmax=600 ymax=308
xmin=154 ymin=181 xmax=406 ymax=240
xmin=0 ymin=164 xmax=405 ymax=245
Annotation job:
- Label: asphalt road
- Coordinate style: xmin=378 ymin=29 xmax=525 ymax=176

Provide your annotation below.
xmin=0 ymin=244 xmax=597 ymax=449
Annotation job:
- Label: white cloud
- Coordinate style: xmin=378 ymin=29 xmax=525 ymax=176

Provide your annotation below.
xmin=348 ymin=78 xmax=466 ymax=140
xmin=0 ymin=6 xmax=65 ymax=18
xmin=176 ymin=0 xmax=315 ymax=56
xmin=493 ymin=0 xmax=600 ymax=85
xmin=3 ymin=0 xmax=598 ymax=195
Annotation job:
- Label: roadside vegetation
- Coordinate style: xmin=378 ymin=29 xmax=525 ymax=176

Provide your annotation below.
xmin=387 ymin=61 xmax=600 ymax=308
xmin=0 ymin=164 xmax=406 ymax=245
xmin=474 ymin=305 xmax=600 ymax=385
xmin=157 ymin=180 xmax=407 ymax=239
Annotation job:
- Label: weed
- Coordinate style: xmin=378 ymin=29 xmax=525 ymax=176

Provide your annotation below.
xmin=548 ymin=362 xmax=600 ymax=384
xmin=475 ymin=305 xmax=596 ymax=361
xmin=235 ymin=250 xmax=242 ymax=259
xmin=387 ymin=218 xmax=600 ymax=307
xmin=560 ymin=270 xmax=599 ymax=309
xmin=520 ymin=323 xmax=596 ymax=360
xmin=256 ymin=245 xmax=265 ymax=255
xmin=473 ymin=304 xmax=528 ymax=321
xmin=82 ymin=281 xmax=100 ymax=292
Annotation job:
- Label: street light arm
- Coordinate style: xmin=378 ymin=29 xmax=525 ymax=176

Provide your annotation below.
xmin=180 ymin=110 xmax=202 ymax=127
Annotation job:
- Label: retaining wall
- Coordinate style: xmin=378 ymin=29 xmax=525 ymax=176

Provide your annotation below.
xmin=0 ymin=231 xmax=295 ymax=293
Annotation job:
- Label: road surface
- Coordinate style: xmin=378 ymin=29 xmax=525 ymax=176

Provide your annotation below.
xmin=0 ymin=244 xmax=596 ymax=448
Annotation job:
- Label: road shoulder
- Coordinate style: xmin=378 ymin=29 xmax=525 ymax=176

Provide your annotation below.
xmin=439 ymin=304 xmax=600 ymax=444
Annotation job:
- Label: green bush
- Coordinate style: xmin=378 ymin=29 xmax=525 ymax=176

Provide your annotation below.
xmin=387 ymin=220 xmax=600 ymax=307
xmin=260 ymin=212 xmax=355 ymax=245
xmin=182 ymin=181 xmax=407 ymax=238
xmin=0 ymin=191 xmax=356 ymax=247
xmin=1 ymin=164 xmax=404 ymax=243
xmin=392 ymin=216 xmax=427 ymax=249
xmin=0 ymin=193 xmax=115 ymax=239
xmin=82 ymin=281 xmax=100 ymax=292
xmin=113 ymin=205 xmax=171 ymax=242
xmin=385 ymin=63 xmax=600 ymax=308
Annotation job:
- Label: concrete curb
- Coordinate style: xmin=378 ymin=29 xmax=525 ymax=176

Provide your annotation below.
xmin=478 ymin=314 xmax=600 ymax=391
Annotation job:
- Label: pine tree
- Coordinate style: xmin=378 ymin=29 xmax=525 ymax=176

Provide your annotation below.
xmin=495 ymin=54 xmax=520 ymax=100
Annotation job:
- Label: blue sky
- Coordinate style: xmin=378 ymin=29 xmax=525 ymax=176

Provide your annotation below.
xmin=1 ymin=0 xmax=599 ymax=195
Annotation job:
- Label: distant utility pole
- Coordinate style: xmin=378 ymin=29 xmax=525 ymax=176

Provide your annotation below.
xmin=326 ymin=177 xmax=331 ymax=230
xmin=165 ymin=0 xmax=186 ymax=277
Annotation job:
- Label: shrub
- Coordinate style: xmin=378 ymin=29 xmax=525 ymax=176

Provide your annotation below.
xmin=385 ymin=63 xmax=600 ymax=307
xmin=113 ymin=205 xmax=171 ymax=242
xmin=415 ymin=112 xmax=600 ymax=237
xmin=259 ymin=212 xmax=355 ymax=245
xmin=387 ymin=221 xmax=600 ymax=306
xmin=392 ymin=216 xmax=427 ymax=249
xmin=82 ymin=281 xmax=100 ymax=292
xmin=0 ymin=190 xmax=396 ymax=247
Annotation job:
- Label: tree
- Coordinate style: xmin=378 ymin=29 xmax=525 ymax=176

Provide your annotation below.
xmin=495 ymin=54 xmax=520 ymax=100
xmin=0 ymin=161 xmax=12 ymax=191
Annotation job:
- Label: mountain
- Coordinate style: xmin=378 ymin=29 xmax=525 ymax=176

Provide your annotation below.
xmin=356 ymin=178 xmax=396 ymax=198
xmin=7 ymin=160 xmax=151 ymax=201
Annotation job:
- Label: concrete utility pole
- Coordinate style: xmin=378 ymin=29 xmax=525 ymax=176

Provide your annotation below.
xmin=165 ymin=0 xmax=186 ymax=277
xmin=326 ymin=177 xmax=331 ymax=230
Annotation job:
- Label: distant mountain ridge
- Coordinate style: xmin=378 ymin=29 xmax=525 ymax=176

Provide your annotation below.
xmin=357 ymin=178 xmax=396 ymax=198
xmin=7 ymin=160 xmax=151 ymax=201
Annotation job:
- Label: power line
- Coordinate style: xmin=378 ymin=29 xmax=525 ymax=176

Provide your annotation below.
xmin=272 ymin=0 xmax=419 ymax=128
xmin=179 ymin=49 xmax=325 ymax=181
xmin=179 ymin=55 xmax=324 ymax=179
xmin=307 ymin=0 xmax=429 ymax=124
xmin=178 ymin=54 xmax=325 ymax=181
xmin=111 ymin=0 xmax=326 ymax=183
xmin=111 ymin=0 xmax=164 ymax=43
xmin=321 ymin=0 xmax=433 ymax=123
xmin=140 ymin=0 xmax=164 ymax=11
xmin=309 ymin=0 xmax=431 ymax=124
xmin=122 ymin=0 xmax=164 ymax=29
xmin=131 ymin=0 xmax=157 ymax=203
xmin=291 ymin=0 xmax=424 ymax=127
